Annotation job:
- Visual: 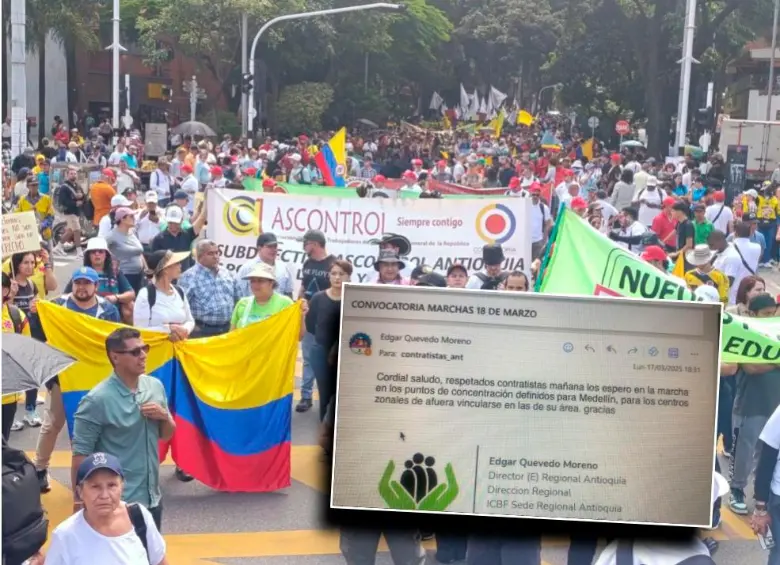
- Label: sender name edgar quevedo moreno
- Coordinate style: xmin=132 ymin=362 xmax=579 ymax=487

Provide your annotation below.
xmin=330 ymin=284 xmax=720 ymax=528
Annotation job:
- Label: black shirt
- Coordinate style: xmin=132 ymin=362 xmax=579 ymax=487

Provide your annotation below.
xmin=676 ymin=218 xmax=695 ymax=251
xmin=58 ymin=181 xmax=84 ymax=215
xmin=305 ymin=290 xmax=342 ymax=349
xmin=151 ymin=227 xmax=197 ymax=271
xmin=301 ymin=255 xmax=335 ymax=300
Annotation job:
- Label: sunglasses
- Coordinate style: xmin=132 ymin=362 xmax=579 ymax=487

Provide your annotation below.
xmin=114 ymin=345 xmax=150 ymax=357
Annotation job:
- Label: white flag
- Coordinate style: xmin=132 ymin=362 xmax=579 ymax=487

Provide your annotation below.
xmin=489 ymin=86 xmax=508 ymax=110
xmin=460 ymin=84 xmax=470 ymax=114
xmin=478 ymin=97 xmax=487 ymax=115
xmin=440 ymin=103 xmax=448 ymax=116
xmin=429 ymin=91 xmax=444 ymax=111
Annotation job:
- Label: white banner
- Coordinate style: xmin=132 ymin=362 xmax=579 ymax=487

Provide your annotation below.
xmin=207 ymin=189 xmax=532 ymax=285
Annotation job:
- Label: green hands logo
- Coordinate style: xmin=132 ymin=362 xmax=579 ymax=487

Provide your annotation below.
xmin=378 ymin=453 xmax=459 ymax=511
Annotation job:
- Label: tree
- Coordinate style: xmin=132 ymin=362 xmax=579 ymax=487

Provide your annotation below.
xmin=25 ymin=0 xmax=100 ymax=142
xmin=274 ymin=82 xmax=334 ymax=135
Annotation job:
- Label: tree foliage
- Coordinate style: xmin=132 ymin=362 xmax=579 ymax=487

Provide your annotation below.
xmin=274 ymin=82 xmax=335 ymax=135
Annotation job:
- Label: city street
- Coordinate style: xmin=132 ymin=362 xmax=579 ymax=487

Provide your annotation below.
xmin=7 ymin=254 xmax=775 ymax=564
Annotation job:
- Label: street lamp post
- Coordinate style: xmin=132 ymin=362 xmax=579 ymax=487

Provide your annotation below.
xmin=244 ymin=3 xmax=405 ymax=137
xmin=534 ymin=83 xmax=562 ymax=114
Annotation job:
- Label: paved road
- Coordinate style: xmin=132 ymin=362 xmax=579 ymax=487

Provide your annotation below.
xmin=12 ymin=255 xmax=775 ymax=564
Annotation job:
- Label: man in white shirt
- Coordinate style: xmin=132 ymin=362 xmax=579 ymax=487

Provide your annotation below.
xmin=704 ymin=191 xmax=733 ymax=235
xmin=729 ymin=220 xmax=762 ymax=290
xmin=595 ymin=190 xmax=619 ymax=227
xmin=636 ymin=176 xmax=666 ymax=227
xmin=107 ymin=141 xmax=126 ymax=166
xmin=149 ymin=157 xmax=172 ymax=207
xmin=178 ymin=164 xmax=199 ymax=215
xmin=529 ymin=183 xmax=552 ymax=260
xmin=632 ymin=161 xmax=651 ymax=200
xmin=709 ymin=230 xmax=744 ymax=305
xmin=610 ymin=206 xmax=648 ymax=255
xmin=136 ymin=191 xmax=162 ymax=249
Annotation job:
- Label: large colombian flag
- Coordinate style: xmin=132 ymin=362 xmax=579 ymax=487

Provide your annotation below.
xmin=37 ymin=301 xmax=302 ymax=492
xmin=314 ymin=127 xmax=347 ymax=187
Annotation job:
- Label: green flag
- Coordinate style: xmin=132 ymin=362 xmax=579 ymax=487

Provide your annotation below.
xmin=538 ymin=208 xmax=780 ymax=364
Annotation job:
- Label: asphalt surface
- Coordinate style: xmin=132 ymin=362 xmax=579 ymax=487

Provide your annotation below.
xmin=7 ymin=254 xmax=777 ymax=564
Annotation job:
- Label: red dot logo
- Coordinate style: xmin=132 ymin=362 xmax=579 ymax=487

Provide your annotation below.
xmin=475 ymin=204 xmax=517 ymax=244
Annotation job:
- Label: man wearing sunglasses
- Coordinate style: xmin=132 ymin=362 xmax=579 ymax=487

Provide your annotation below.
xmin=70 ymin=327 xmax=175 ymax=531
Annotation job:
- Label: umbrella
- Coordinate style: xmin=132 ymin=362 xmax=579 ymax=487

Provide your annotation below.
xmin=620 ymin=140 xmax=645 ymax=148
xmin=357 ymin=118 xmax=379 ymax=129
xmin=171 ymin=121 xmax=217 ymax=137
xmin=2 ymin=333 xmax=75 ymax=396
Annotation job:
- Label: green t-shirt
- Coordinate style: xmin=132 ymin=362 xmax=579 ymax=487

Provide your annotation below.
xmin=693 ymin=219 xmax=713 ymax=245
xmin=231 ymin=294 xmax=294 ymax=329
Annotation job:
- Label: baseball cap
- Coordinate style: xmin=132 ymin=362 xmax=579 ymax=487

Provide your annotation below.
xmin=570 ymin=197 xmax=588 ymax=209
xmin=303 ymin=229 xmax=326 ymax=246
xmin=110 ymin=194 xmax=131 ymax=208
xmin=256 ymin=232 xmax=278 ymax=247
xmin=744 ymin=212 xmax=758 ymax=222
xmin=416 ymin=272 xmax=447 ymax=288
xmin=114 ymin=207 xmax=135 ymax=222
xmin=640 ymin=245 xmax=667 ymax=263
xmin=71 ymin=266 xmax=100 ymax=284
xmin=180 ymin=164 xmax=193 ymax=174
xmin=713 ymin=191 xmax=725 ymax=202
xmin=76 ymin=452 xmax=124 ymax=484
xmin=662 ymin=197 xmax=676 ymax=207
xmin=446 ymin=263 xmax=468 ymax=277
xmin=373 ymin=175 xmax=386 ymax=183
xmin=164 ymin=206 xmax=184 ymax=224
xmin=694 ymin=285 xmax=721 ymax=303
xmin=210 ymin=166 xmax=223 ymax=176
xmin=174 ymin=190 xmax=189 ymax=201
xmin=101 ymin=168 xmax=116 ymax=180
xmin=144 ymin=190 xmax=158 ymax=203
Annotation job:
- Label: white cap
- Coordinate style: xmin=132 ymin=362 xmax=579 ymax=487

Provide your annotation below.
xmin=346 ymin=142 xmax=354 ymax=152
xmin=144 ymin=190 xmax=158 ymax=203
xmin=85 ymin=237 xmax=109 ymax=252
xmin=572 ymin=160 xmax=583 ymax=169
xmin=164 ymin=206 xmax=184 ymax=224
xmin=278 ymin=143 xmax=289 ymax=150
xmin=694 ymin=285 xmax=721 ymax=303
xmin=110 ymin=195 xmax=131 ymax=207
xmin=646 ymin=176 xmax=659 ymax=187
xmin=290 ymin=153 xmax=302 ymax=162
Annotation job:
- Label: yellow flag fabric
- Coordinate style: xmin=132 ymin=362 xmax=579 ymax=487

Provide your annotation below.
xmin=672 ymin=255 xmax=686 ymax=279
xmin=581 ymin=138 xmax=594 ymax=161
xmin=517 ymin=110 xmax=534 ymax=126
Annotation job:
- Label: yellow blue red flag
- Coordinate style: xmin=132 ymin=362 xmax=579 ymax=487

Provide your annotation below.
xmin=38 ymin=301 xmax=302 ymax=493
xmin=314 ymin=127 xmax=347 ymax=186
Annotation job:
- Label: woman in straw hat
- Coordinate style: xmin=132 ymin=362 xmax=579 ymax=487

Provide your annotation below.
xmin=230 ymin=262 xmax=306 ymax=332
xmin=132 ymin=250 xmax=194 ymax=342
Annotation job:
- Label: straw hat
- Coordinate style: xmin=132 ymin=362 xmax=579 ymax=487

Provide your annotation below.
xmin=685 ymin=244 xmax=715 ymax=267
xmin=146 ymin=249 xmax=190 ymax=275
xmin=242 ymin=263 xmax=277 ymax=281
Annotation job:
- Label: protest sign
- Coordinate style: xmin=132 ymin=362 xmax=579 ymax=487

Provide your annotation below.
xmin=331 ymin=284 xmax=720 ymax=527
xmin=537 ymin=208 xmax=780 ymax=364
xmin=207 ymin=189 xmax=532 ymax=285
xmin=2 ymin=211 xmax=40 ymax=257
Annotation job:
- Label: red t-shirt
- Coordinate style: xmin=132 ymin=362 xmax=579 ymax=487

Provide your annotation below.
xmin=651 ymin=212 xmax=678 ymax=247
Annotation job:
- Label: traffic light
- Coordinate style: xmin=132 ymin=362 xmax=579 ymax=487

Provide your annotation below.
xmin=161 ymin=85 xmax=173 ymax=103
xmin=241 ymin=73 xmax=254 ymax=94
xmin=695 ymin=106 xmax=714 ymax=130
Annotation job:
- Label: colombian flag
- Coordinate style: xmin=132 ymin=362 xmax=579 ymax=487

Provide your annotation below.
xmin=38 ymin=301 xmax=302 ymax=492
xmin=314 ymin=127 xmax=347 ymax=187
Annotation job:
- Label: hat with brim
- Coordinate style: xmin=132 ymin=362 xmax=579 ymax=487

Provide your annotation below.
xmin=242 ymin=263 xmax=277 ymax=281
xmin=148 ymin=250 xmax=190 ymax=275
xmin=685 ymin=244 xmax=715 ymax=267
xmin=375 ymin=249 xmax=405 ymax=271
xmin=368 ymin=233 xmax=412 ymax=258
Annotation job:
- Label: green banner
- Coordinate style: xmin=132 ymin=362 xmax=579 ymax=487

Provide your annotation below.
xmin=241 ymin=179 xmax=484 ymax=199
xmin=538 ymin=208 xmax=780 ymax=364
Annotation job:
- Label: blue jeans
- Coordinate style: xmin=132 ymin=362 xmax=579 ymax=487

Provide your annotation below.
xmin=759 ymin=222 xmax=777 ymax=263
xmin=300 ymin=332 xmax=316 ymax=401
xmin=466 ymin=536 xmax=541 ymax=565
xmin=768 ymin=492 xmax=780 ymax=565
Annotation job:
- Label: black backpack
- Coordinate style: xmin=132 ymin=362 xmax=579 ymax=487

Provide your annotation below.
xmin=475 ymin=271 xmax=509 ymax=291
xmin=145 ymin=283 xmax=185 ymax=323
xmin=5 ymin=304 xmax=24 ymax=334
xmin=2 ymin=440 xmax=48 ymax=564
xmin=127 ymin=503 xmax=150 ymax=563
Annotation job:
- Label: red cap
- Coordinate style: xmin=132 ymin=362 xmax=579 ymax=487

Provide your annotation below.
xmin=245 ymin=167 xmax=257 ymax=176
xmin=529 ymin=182 xmax=542 ymax=194
xmin=570 ymin=197 xmax=587 ymax=209
xmin=299 ymin=134 xmax=308 ymax=142
xmin=508 ymin=177 xmax=521 ymax=189
xmin=210 ymin=166 xmax=223 ymax=176
xmin=262 ymin=178 xmax=275 ymax=188
xmin=610 ymin=153 xmax=622 ymax=162
xmin=563 ymin=168 xmax=574 ymax=177
xmin=641 ymin=245 xmax=667 ymax=263
xmin=713 ymin=191 xmax=725 ymax=202
xmin=411 ymin=158 xmax=423 ymax=166
xmin=662 ymin=197 xmax=677 ymax=207
xmin=101 ymin=168 xmax=116 ymax=179
xmin=181 ymin=164 xmax=193 ymax=174
xmin=373 ymin=174 xmax=386 ymax=182
xmin=402 ymin=170 xmax=417 ymax=179
xmin=437 ymin=160 xmax=447 ymax=168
